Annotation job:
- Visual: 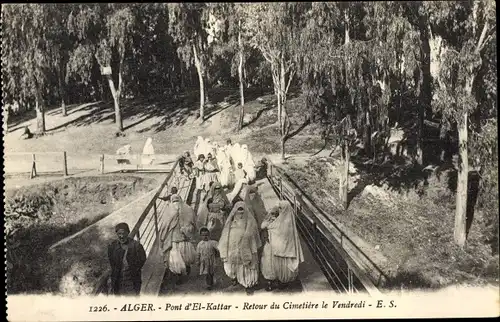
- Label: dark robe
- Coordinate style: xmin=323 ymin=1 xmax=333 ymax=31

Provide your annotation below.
xmin=108 ymin=237 xmax=146 ymax=295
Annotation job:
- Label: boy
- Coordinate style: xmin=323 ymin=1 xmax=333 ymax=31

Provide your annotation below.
xmin=196 ymin=227 xmax=219 ymax=290
xmin=234 ymin=162 xmax=247 ymax=182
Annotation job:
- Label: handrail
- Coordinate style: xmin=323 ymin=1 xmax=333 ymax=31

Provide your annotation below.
xmin=93 ymin=157 xmax=182 ymax=295
xmin=275 ymin=166 xmax=389 ymax=284
xmin=266 ymin=158 xmax=387 ymax=295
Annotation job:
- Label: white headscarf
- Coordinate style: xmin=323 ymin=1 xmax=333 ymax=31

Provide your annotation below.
xmin=267 ymin=200 xmax=304 ymax=271
xmin=194 ymin=136 xmax=204 ymax=158
xmin=231 ymin=143 xmax=242 ymax=165
xmin=143 ymin=137 xmax=155 ymax=155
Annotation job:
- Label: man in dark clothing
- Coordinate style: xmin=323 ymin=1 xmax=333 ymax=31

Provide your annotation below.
xmin=108 ymin=222 xmax=146 ymax=295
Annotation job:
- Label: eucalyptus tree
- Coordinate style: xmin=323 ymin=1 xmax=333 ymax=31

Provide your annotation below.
xmin=167 ymin=3 xmax=212 ymax=121
xmin=211 ymin=3 xmax=255 ymax=130
xmin=2 ymin=4 xmax=56 ymax=134
xmin=423 ymin=0 xmax=496 ymax=247
xmin=245 ymin=2 xmax=311 ymax=160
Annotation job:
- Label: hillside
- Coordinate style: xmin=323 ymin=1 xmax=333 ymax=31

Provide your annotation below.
xmin=4 ymin=87 xmax=499 ymax=291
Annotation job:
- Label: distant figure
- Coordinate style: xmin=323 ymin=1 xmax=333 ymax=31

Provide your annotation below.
xmin=108 ymin=223 xmax=147 ymax=295
xmin=142 ymin=137 xmax=155 ymax=165
xmin=196 ymin=227 xmax=220 ymax=290
xmin=20 ymin=126 xmax=33 ymax=140
xmin=205 ymin=152 xmax=220 ymax=187
xmin=241 ymin=144 xmax=256 ymax=182
xmin=197 ymin=182 xmax=231 ymax=241
xmin=179 ymin=151 xmax=194 ymax=178
xmin=159 ymin=194 xmax=197 ymax=285
xmin=159 ymin=186 xmax=179 ymax=203
xmin=260 ymin=201 xmax=304 ymax=291
xmin=194 ymin=136 xmax=204 ymax=159
xmin=217 ymin=148 xmax=234 ymax=188
xmin=234 ymin=162 xmax=247 ymax=183
xmin=231 ymin=143 xmax=242 ymax=166
xmin=218 ymin=201 xmax=262 ymax=295
xmin=255 ymin=158 xmax=268 ymax=180
xmin=243 ymin=185 xmax=267 ymax=230
xmin=194 ymin=154 xmax=212 ymax=193
xmin=116 ymin=144 xmax=132 ymax=165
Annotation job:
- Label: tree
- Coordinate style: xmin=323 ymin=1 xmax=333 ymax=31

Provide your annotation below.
xmin=425 ymin=0 xmax=496 ymax=247
xmin=98 ymin=5 xmax=136 ymax=132
xmin=45 ymin=4 xmax=73 ymax=117
xmin=246 ymin=3 xmax=310 ymax=160
xmin=211 ymin=4 xmax=250 ymax=130
xmin=2 ymin=4 xmax=55 ymax=134
xmin=168 ymin=3 xmax=212 ymax=121
xmin=67 ymin=4 xmax=136 ymax=132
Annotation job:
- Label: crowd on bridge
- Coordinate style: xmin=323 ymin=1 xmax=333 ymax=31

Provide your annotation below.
xmin=108 ymin=136 xmax=304 ymax=296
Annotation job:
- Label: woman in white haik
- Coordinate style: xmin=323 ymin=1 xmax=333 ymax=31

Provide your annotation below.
xmin=260 ymin=200 xmax=304 ymax=291
xmin=141 ymin=137 xmax=155 ymax=165
xmin=194 ymin=136 xmax=204 ymax=159
xmin=241 ymin=144 xmax=256 ymax=182
xmin=230 ymin=142 xmax=242 ymax=167
xmin=218 ymin=201 xmax=261 ymax=295
xmin=159 ymin=194 xmax=197 ymax=285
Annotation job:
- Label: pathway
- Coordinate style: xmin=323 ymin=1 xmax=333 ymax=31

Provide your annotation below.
xmin=154 ymin=176 xmax=331 ymax=296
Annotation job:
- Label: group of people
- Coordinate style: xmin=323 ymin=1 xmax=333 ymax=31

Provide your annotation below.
xmin=178 ymin=137 xmax=268 ymax=205
xmin=108 ymin=183 xmax=304 ymax=296
xmin=158 ymin=182 xmax=304 ymax=295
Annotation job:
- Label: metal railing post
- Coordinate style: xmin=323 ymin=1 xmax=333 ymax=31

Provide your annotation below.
xmin=293 ymin=194 xmax=298 ymax=216
xmin=348 ymin=267 xmax=354 ymax=293
xmin=153 ymin=200 xmax=159 ymax=246
xmin=280 ymin=178 xmax=283 ymax=200
xmin=63 ymin=151 xmax=68 ymax=176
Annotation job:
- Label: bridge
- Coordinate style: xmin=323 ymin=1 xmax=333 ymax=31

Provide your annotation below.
xmin=94 ymin=157 xmax=388 ymax=296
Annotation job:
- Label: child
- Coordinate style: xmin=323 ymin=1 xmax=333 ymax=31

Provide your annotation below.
xmin=196 ymin=227 xmax=219 ymax=290
xmin=234 ymin=162 xmax=247 ymax=183
xmin=260 ymin=207 xmax=279 ymax=291
xmin=159 ymin=186 xmax=178 ymax=203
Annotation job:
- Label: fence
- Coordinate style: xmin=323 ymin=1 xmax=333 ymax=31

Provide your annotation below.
xmin=267 ymin=160 xmax=387 ymax=295
xmin=3 ymin=152 xmax=177 ymax=179
xmin=93 ymin=157 xmax=194 ymax=294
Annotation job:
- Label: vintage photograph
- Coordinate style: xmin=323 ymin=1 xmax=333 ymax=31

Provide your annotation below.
xmin=2 ymin=1 xmax=498 ymax=319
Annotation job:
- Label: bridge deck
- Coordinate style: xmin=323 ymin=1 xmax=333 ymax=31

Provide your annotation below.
xmin=140 ymin=176 xmax=331 ymax=295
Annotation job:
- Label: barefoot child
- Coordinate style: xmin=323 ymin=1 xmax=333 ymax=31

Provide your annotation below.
xmin=196 ymin=227 xmax=219 ymax=290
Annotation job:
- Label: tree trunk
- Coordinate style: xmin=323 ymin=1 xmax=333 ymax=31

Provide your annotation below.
xmin=59 ymin=68 xmax=67 ymax=117
xmin=193 ymin=44 xmax=205 ymax=121
xmin=454 ymin=111 xmax=468 ymax=247
xmin=106 ymin=75 xmax=123 ymax=132
xmin=238 ymin=27 xmax=245 ymax=130
xmin=279 ymin=57 xmax=286 ymax=133
xmin=417 ymin=16 xmax=433 ymax=166
xmin=35 ymin=89 xmax=46 ymax=134
xmin=280 ymin=134 xmax=286 ymax=161
xmin=339 ymin=141 xmax=349 ymax=210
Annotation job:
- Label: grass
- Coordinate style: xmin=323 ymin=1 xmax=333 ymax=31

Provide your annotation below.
xmin=284 ymin=156 xmax=499 ymax=290
xmin=5 ymin=175 xmax=159 ymax=294
xmin=5 ymin=86 xmax=498 ymax=293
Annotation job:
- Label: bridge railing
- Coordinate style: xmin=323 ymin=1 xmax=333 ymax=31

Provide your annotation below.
xmin=267 ymin=160 xmax=388 ymax=296
xmin=94 ymin=156 xmax=193 ymax=295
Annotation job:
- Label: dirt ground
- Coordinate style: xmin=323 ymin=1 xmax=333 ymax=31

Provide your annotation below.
xmin=5 ymin=174 xmax=159 ymax=294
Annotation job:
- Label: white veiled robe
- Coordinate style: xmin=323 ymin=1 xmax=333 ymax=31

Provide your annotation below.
xmin=261 ymin=201 xmax=304 ymax=283
xmin=194 ymin=136 xmax=204 ymax=159
xmin=241 ymin=144 xmax=256 ymax=181
xmin=141 ymin=137 xmax=155 ymax=165
xmin=218 ymin=201 xmax=261 ymax=288
xmin=159 ymin=195 xmax=197 ymax=275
